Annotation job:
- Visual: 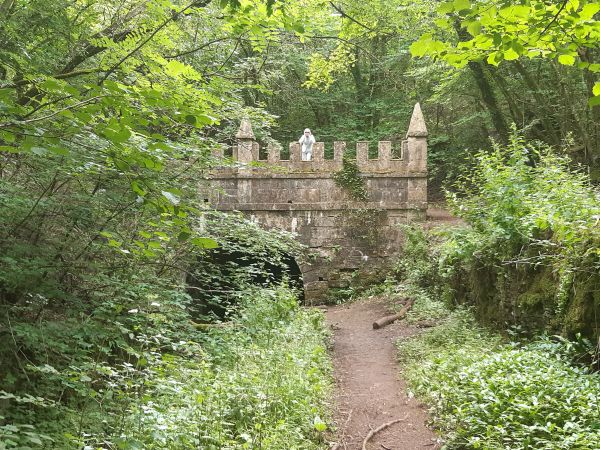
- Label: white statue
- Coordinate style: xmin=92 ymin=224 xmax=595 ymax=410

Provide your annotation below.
xmin=298 ymin=128 xmax=315 ymax=161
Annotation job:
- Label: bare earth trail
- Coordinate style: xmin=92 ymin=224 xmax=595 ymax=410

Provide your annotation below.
xmin=325 ymin=297 xmax=441 ymax=450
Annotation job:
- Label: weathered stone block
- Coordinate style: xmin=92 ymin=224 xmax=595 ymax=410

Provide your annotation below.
xmin=205 ymin=104 xmax=428 ymax=304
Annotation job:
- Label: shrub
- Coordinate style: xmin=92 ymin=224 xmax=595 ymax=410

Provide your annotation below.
xmin=1 ymin=286 xmax=332 ymax=449
xmin=439 ymin=132 xmax=600 ymax=337
xmin=399 ymin=308 xmax=600 ymax=450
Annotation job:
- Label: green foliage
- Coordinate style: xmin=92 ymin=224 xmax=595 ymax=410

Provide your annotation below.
xmin=112 ymin=286 xmax=332 ymax=450
xmin=436 ymin=132 xmax=600 ymax=336
xmin=399 ymin=310 xmax=600 ymax=449
xmin=1 ymin=285 xmax=332 ymax=449
xmin=186 ymin=210 xmax=306 ymax=320
xmin=332 ymin=155 xmax=368 ymax=201
xmin=392 ymin=214 xmax=600 ymax=448
xmin=410 ymin=0 xmax=600 ymax=103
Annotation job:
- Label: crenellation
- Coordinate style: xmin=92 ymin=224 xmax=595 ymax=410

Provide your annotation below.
xmin=289 ymin=142 xmax=300 ymax=162
xmin=267 ymin=143 xmax=279 ymax=163
xmin=379 ymin=140 xmax=392 ymax=161
xmin=204 ymin=103 xmax=428 ymax=303
xmin=333 ymin=141 xmax=346 ymax=161
xmin=313 ymin=142 xmax=324 ymax=163
xmin=356 ymin=141 xmax=369 ymax=165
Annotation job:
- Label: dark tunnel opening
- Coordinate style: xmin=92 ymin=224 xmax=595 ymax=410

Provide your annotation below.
xmin=186 ymin=247 xmax=304 ymax=321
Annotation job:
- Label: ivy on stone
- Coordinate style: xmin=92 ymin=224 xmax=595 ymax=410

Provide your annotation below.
xmin=333 ymin=154 xmax=368 ymax=201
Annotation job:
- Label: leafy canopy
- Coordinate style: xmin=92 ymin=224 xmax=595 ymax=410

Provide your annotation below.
xmin=409 ymin=0 xmax=600 ymax=105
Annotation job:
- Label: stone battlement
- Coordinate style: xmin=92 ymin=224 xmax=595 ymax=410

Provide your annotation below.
xmin=202 ymin=103 xmax=428 ymax=303
xmin=211 ymin=140 xmax=425 ymax=175
xmin=211 ymin=104 xmax=427 ymax=177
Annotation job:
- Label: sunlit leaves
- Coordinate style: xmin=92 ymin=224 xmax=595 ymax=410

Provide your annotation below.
xmin=303 ymin=43 xmax=357 ymax=90
xmin=410 ymin=0 xmax=600 ymax=105
xmin=558 ymin=53 xmax=576 ymax=66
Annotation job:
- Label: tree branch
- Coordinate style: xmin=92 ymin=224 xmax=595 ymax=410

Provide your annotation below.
xmin=165 ymin=37 xmax=233 ymax=59
xmin=539 ymin=0 xmax=569 ymax=37
xmin=0 ymin=96 xmax=106 ymax=128
xmin=329 ymin=1 xmax=376 ymax=33
xmin=99 ymin=0 xmax=211 ymax=83
xmin=1 ymin=69 xmax=101 ymax=89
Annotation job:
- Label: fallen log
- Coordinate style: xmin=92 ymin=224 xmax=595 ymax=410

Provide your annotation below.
xmin=372 ymin=299 xmax=414 ymax=329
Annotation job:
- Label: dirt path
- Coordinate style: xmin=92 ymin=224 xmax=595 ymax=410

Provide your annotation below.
xmin=325 ymin=297 xmax=440 ymax=450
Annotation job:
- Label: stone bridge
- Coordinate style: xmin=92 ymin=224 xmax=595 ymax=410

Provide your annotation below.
xmin=204 ymin=103 xmax=428 ymax=303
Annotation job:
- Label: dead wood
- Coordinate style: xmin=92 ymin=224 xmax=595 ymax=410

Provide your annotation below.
xmin=372 ymin=299 xmax=414 ymax=329
xmin=361 ymin=415 xmax=408 ymax=450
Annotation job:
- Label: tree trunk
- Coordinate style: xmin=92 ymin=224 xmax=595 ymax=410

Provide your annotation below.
xmin=454 ymin=21 xmax=508 ymax=140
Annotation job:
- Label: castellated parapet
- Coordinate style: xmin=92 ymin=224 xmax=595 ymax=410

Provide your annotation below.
xmin=203 ymin=103 xmax=428 ymax=303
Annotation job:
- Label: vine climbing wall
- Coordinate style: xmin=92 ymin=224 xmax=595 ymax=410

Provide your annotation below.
xmin=203 ymin=104 xmax=428 ymax=303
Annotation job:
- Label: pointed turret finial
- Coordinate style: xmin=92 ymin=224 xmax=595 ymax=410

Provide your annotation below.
xmin=236 ymin=118 xmax=255 ymax=140
xmin=406 ymin=103 xmax=428 ymax=138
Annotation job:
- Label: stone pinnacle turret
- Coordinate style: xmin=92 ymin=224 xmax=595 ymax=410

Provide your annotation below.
xmin=406 ymin=103 xmax=428 ymax=138
xmin=236 ymin=118 xmax=255 ymax=140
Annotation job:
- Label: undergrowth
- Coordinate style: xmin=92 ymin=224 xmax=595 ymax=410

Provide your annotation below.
xmin=1 ymin=286 xmax=332 ymax=449
xmin=394 ymin=222 xmax=600 ymax=449
xmin=442 ymin=131 xmax=600 ymax=336
xmin=399 ymin=310 xmax=600 ymax=449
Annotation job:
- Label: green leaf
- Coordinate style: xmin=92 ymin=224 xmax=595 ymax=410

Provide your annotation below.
xmin=466 ymin=21 xmax=482 ymax=36
xmin=438 ymin=1 xmax=454 ymax=14
xmin=39 ymin=78 xmax=63 ymax=92
xmin=313 ymin=416 xmax=327 ymax=432
xmin=593 ymin=82 xmax=600 ymax=97
xmin=196 ymin=114 xmax=217 ymax=125
xmin=0 ymin=145 xmax=19 ymax=153
xmin=558 ymin=54 xmax=576 ymax=66
xmin=453 ymin=0 xmax=470 ymax=12
xmin=48 ymin=146 xmax=69 ymax=156
xmin=103 ymin=120 xmax=131 ymax=144
xmin=131 ymin=181 xmax=146 ymax=197
xmin=30 ymin=146 xmax=47 ymax=155
xmin=487 ymin=51 xmax=502 ymax=66
xmin=191 ymin=237 xmax=219 ymax=249
xmin=0 ymin=131 xmax=16 ymax=143
xmin=410 ymin=36 xmax=433 ymax=57
xmin=588 ymin=63 xmax=600 ymax=72
xmin=503 ymin=48 xmax=520 ymax=61
xmin=580 ymin=3 xmax=600 ymax=20
xmin=588 ymin=96 xmax=600 ymax=107
xmin=499 ymin=5 xmax=529 ymax=19
xmin=178 ymin=231 xmax=191 ymax=242
xmin=147 ymin=241 xmax=162 ymax=249
xmin=510 ymin=5 xmax=530 ymax=18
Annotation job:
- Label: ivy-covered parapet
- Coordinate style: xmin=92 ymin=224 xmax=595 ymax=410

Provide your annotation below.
xmin=204 ymin=104 xmax=428 ymax=303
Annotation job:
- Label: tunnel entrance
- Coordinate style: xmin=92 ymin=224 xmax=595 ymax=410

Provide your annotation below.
xmin=186 ymin=246 xmax=304 ymax=321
